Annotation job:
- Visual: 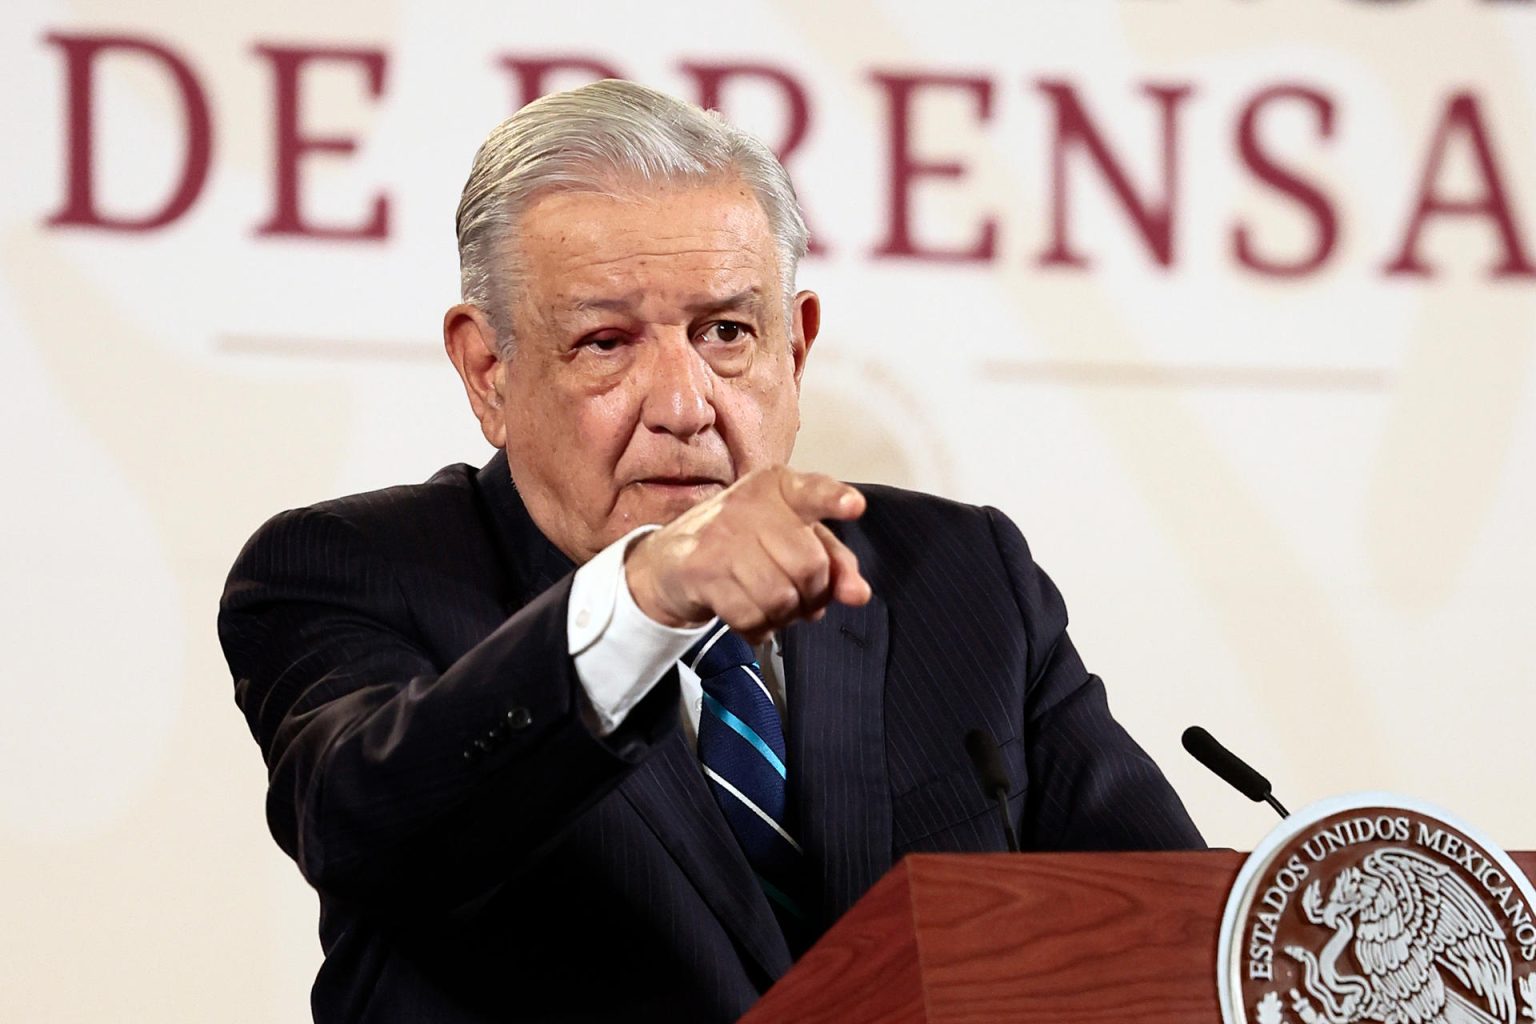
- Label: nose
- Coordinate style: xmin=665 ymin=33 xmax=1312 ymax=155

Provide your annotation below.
xmin=640 ymin=334 xmax=716 ymax=438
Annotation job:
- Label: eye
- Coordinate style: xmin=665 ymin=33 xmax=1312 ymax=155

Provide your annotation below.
xmin=578 ymin=332 xmax=626 ymax=353
xmin=702 ymin=320 xmax=753 ymax=344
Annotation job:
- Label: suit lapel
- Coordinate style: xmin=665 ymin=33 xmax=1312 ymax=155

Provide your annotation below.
xmin=473 ymin=452 xmax=792 ymax=980
xmin=782 ymin=591 xmax=892 ymax=928
xmin=619 ymin=734 xmax=794 ymax=979
xmin=474 ymin=452 xmax=574 ymax=606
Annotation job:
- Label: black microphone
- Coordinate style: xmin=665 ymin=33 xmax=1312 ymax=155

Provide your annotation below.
xmin=965 ymin=729 xmax=1020 ymax=852
xmin=1181 ymin=725 xmax=1289 ymax=818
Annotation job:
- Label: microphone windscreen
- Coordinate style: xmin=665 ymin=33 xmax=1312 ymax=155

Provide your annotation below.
xmin=1181 ymin=726 xmax=1273 ymax=802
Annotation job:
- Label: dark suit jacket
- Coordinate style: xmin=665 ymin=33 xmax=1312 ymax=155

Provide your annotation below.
xmin=219 ymin=452 xmax=1202 ymax=1023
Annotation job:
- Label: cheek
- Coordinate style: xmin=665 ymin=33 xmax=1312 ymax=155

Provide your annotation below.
xmin=513 ymin=362 xmax=638 ymax=439
xmin=578 ymin=388 xmax=643 ymax=454
xmin=543 ymin=386 xmax=645 ymax=494
xmin=721 ymin=375 xmax=800 ymax=467
xmin=505 ymin=371 xmax=635 ymax=480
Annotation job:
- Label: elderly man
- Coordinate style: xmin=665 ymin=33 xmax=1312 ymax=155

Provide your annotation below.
xmin=220 ymin=80 xmax=1201 ymax=1023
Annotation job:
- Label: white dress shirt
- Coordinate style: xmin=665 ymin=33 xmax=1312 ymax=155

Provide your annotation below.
xmin=566 ymin=526 xmax=787 ymax=746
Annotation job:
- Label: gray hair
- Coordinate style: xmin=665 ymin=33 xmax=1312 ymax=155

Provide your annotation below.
xmin=454 ymin=79 xmax=810 ymax=354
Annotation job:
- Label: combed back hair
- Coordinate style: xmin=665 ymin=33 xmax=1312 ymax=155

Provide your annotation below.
xmin=454 ymin=79 xmax=811 ymax=355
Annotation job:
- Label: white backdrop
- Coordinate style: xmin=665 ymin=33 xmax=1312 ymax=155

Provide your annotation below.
xmin=4 ymin=1 xmax=1536 ymax=1019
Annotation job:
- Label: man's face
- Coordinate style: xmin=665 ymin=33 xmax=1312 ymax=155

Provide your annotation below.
xmin=465 ymin=178 xmax=817 ymax=564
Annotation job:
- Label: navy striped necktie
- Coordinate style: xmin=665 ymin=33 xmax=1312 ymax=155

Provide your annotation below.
xmin=685 ymin=624 xmax=809 ymax=939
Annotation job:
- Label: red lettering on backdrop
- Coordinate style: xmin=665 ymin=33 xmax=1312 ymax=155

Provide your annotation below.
xmin=44 ymin=33 xmax=212 ymax=231
xmin=254 ymin=45 xmax=389 ymax=240
xmin=1232 ymin=85 xmax=1339 ymax=276
xmin=500 ymin=57 xmax=624 ymax=108
xmin=680 ymin=62 xmax=827 ymax=255
xmin=870 ymin=72 xmax=996 ymax=261
xmin=1035 ymin=80 xmax=1192 ymax=269
xmin=1384 ymin=91 xmax=1535 ymax=278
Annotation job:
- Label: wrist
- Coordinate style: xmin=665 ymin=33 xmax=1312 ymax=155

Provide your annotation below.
xmin=622 ymin=533 xmax=706 ymax=629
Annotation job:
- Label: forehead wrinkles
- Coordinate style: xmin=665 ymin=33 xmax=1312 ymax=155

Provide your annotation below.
xmin=549 ymin=250 xmax=770 ymax=323
xmin=554 ymin=239 xmax=762 ymax=283
xmin=520 ymin=185 xmax=776 ymax=270
xmin=538 ymin=218 xmax=770 ymax=277
xmin=511 ymin=186 xmax=782 ymax=333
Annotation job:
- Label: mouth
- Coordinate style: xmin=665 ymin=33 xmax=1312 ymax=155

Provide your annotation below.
xmin=621 ymin=476 xmax=731 ymax=523
xmin=635 ymin=476 xmax=728 ymax=491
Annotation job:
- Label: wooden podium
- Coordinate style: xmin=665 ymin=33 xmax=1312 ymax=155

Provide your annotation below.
xmin=742 ymin=850 xmax=1536 ymax=1023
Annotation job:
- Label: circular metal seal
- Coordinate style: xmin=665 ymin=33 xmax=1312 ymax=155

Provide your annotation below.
xmin=1218 ymin=792 xmax=1536 ymax=1024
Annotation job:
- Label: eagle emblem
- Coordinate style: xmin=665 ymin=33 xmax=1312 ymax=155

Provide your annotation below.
xmin=1284 ymin=848 xmax=1515 ymax=1024
xmin=1217 ymin=795 xmax=1536 ymax=1024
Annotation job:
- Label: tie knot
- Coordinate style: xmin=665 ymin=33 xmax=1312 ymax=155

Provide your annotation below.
xmin=685 ymin=624 xmax=756 ymax=678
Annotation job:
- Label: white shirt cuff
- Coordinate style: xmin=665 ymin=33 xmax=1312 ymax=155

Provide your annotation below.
xmin=567 ymin=525 xmax=715 ymax=736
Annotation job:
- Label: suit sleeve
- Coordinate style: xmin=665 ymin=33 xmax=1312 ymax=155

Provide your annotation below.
xmin=984 ymin=507 xmax=1205 ymax=851
xmin=217 ymin=505 xmax=680 ymax=919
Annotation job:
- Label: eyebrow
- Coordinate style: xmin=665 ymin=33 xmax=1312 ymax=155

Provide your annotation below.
xmin=569 ymin=287 xmax=764 ymax=318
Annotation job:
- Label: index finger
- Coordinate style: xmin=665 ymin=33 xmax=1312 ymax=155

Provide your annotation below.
xmin=778 ymin=471 xmax=865 ymax=523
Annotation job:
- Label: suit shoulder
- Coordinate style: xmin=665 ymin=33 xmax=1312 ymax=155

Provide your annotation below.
xmin=309 ymin=461 xmax=481 ymax=534
xmin=839 ymin=482 xmax=1050 ymax=607
xmin=226 ymin=462 xmax=488 ymax=587
xmin=848 ymin=482 xmax=1004 ymax=547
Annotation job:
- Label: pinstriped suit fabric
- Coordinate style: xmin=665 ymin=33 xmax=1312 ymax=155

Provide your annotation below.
xmin=219 ymin=452 xmax=1202 ymax=1023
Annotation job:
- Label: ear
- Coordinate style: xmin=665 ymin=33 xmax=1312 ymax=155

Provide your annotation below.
xmin=789 ymin=289 xmax=820 ymax=388
xmin=443 ymin=303 xmax=508 ymax=449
